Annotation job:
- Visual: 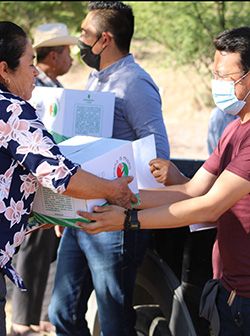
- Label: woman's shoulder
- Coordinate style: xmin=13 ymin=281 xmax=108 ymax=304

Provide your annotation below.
xmin=0 ymin=90 xmax=26 ymax=105
xmin=0 ymin=90 xmax=36 ymax=118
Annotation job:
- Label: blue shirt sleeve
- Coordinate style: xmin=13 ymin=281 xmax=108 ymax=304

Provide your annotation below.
xmin=207 ymin=107 xmax=237 ymax=155
xmin=125 ymin=75 xmax=170 ymax=159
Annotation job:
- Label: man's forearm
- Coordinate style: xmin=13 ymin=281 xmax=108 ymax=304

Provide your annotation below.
xmin=138 ymin=188 xmax=190 ymax=209
xmin=138 ymin=195 xmax=217 ymax=229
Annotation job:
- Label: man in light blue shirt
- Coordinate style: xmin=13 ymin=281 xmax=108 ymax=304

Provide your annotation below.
xmin=49 ymin=2 xmax=169 ymax=336
xmin=207 ymin=107 xmax=237 ymax=155
xmin=86 ymin=54 xmax=170 ymax=158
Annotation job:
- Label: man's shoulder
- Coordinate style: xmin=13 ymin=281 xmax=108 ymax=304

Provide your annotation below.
xmin=123 ymin=61 xmax=152 ymax=78
xmin=210 ymin=108 xmax=237 ymax=127
xmin=116 ymin=62 xmax=158 ymax=93
xmin=112 ymin=55 xmax=151 ymax=78
xmin=210 ymin=108 xmax=224 ymax=121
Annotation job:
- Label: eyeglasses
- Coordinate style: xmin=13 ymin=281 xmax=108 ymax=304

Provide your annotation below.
xmin=212 ymin=70 xmax=246 ymax=81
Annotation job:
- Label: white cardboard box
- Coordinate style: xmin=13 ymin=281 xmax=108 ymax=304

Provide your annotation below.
xmin=29 ymin=87 xmax=115 ymax=142
xmin=32 ymin=135 xmax=140 ymax=228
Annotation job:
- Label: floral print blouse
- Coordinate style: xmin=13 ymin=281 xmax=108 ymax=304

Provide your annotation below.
xmin=0 ymin=85 xmax=78 ymax=289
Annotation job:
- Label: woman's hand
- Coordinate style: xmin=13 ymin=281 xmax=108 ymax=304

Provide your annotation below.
xmin=54 ymin=225 xmax=64 ymax=237
xmin=76 ymin=205 xmax=126 ymax=234
xmin=25 ymin=223 xmax=54 ymax=235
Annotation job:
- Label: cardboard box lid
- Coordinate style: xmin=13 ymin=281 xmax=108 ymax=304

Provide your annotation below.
xmin=29 ymin=87 xmax=115 ymax=138
xmin=58 ymin=135 xmax=130 ymax=162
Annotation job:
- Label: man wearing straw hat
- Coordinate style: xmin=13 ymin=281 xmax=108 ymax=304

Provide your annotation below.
xmin=33 ymin=22 xmax=77 ymax=88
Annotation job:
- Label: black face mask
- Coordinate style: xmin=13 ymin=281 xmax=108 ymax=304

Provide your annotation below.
xmin=78 ymin=36 xmax=103 ymax=71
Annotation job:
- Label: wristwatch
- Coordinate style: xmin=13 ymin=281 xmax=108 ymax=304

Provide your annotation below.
xmin=123 ymin=208 xmax=141 ymax=231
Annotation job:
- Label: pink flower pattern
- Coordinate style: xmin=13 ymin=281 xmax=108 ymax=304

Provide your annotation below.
xmin=6 ymin=102 xmax=23 ymax=116
xmin=0 ymin=120 xmax=12 ymax=148
xmin=35 ymin=156 xmax=73 ymax=192
xmin=0 ymin=242 xmax=15 ymax=268
xmin=0 ymin=164 xmax=16 ymax=200
xmin=0 ymin=89 xmax=78 ymax=288
xmin=5 ymin=198 xmax=27 ymax=228
xmin=17 ymin=128 xmax=56 ymax=159
xmin=13 ymin=225 xmax=26 ymax=247
xmin=20 ymin=174 xmax=39 ymax=199
xmin=0 ymin=200 xmax=6 ymax=213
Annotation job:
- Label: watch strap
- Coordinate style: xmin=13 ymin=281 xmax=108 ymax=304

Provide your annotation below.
xmin=123 ymin=208 xmax=141 ymax=231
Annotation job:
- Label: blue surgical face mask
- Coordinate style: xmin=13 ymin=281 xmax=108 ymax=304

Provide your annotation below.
xmin=212 ymin=71 xmax=250 ymax=116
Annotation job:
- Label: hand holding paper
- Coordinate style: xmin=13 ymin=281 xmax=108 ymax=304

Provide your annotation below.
xmin=149 ymin=158 xmax=170 ymax=185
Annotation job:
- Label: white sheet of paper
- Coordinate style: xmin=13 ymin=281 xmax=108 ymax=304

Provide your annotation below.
xmin=189 ymin=223 xmax=217 ymax=232
xmin=132 ymin=135 xmax=165 ymax=189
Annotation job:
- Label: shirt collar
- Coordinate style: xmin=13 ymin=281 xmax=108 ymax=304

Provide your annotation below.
xmin=36 ymin=67 xmax=63 ymax=88
xmin=90 ymin=53 xmax=134 ymax=81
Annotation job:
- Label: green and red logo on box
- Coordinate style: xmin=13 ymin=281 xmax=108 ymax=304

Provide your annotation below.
xmin=116 ymin=162 xmax=129 ymax=177
xmin=49 ymin=102 xmax=58 ymax=117
xmin=114 ymin=156 xmax=131 ymax=178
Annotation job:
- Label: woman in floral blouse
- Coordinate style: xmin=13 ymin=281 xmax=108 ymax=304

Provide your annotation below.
xmin=0 ymin=21 xmax=136 ymax=336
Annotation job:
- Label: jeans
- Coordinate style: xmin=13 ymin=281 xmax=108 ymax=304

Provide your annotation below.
xmin=49 ymin=227 xmax=150 ymax=336
xmin=217 ymin=284 xmax=250 ymax=336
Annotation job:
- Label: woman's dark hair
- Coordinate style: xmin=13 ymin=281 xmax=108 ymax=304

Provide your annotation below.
xmin=214 ymin=26 xmax=250 ymax=73
xmin=0 ymin=21 xmax=27 ymax=71
xmin=88 ymin=1 xmax=134 ymax=53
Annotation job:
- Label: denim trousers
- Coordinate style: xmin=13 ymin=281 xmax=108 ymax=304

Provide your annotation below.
xmin=49 ymin=227 xmax=150 ymax=336
xmin=217 ymin=284 xmax=250 ymax=336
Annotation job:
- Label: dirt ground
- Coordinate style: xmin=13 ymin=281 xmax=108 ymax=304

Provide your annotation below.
xmin=6 ymin=40 xmax=212 ymax=335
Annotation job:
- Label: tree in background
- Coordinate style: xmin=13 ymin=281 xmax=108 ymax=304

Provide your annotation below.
xmin=130 ymin=1 xmax=249 ymax=71
xmin=0 ymin=1 xmax=87 ymax=37
xmin=0 ymin=1 xmax=249 ymax=107
xmin=129 ymin=1 xmax=250 ymax=105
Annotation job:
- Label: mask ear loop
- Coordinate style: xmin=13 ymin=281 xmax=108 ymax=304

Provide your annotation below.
xmin=91 ymin=34 xmax=102 ymax=49
xmin=234 ymin=71 xmax=250 ymax=101
xmin=91 ymin=34 xmax=107 ymax=57
xmin=243 ymin=89 xmax=250 ymax=101
xmin=235 ymin=70 xmax=250 ymax=85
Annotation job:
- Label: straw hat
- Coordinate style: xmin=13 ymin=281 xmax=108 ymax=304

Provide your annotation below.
xmin=33 ymin=23 xmax=78 ymax=49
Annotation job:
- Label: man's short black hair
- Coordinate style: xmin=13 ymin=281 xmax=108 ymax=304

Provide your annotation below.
xmin=36 ymin=45 xmax=65 ymax=63
xmin=88 ymin=1 xmax=134 ymax=53
xmin=214 ymin=27 xmax=250 ymax=73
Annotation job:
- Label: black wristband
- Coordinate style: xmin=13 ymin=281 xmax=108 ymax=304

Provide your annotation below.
xmin=123 ymin=208 xmax=141 ymax=231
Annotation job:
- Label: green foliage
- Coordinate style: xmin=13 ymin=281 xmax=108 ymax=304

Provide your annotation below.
xmin=0 ymin=1 xmax=249 ymax=106
xmin=126 ymin=1 xmax=250 ymax=106
xmin=1 ymin=1 xmax=249 ymax=73
xmin=129 ymin=1 xmax=250 ymax=72
xmin=0 ymin=1 xmax=88 ymax=37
